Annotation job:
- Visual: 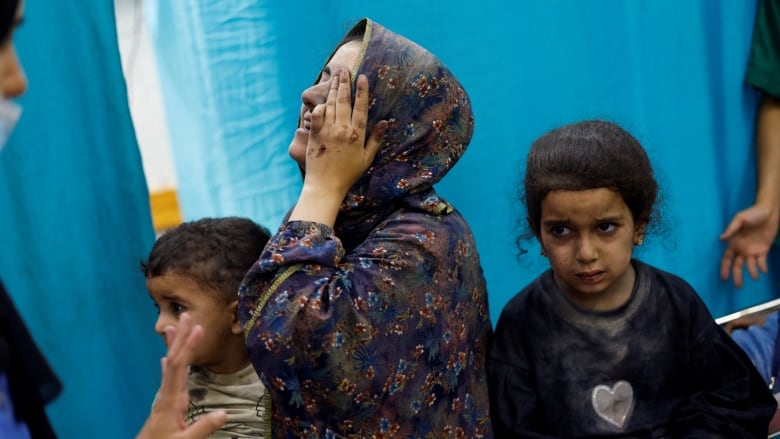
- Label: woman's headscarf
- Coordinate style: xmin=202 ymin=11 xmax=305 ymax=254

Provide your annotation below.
xmin=313 ymin=19 xmax=474 ymax=247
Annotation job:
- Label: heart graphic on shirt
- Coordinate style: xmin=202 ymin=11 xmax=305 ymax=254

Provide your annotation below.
xmin=591 ymin=380 xmax=634 ymax=428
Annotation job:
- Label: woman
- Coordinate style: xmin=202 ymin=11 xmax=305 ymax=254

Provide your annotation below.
xmin=0 ymin=1 xmax=61 ymax=437
xmin=239 ymin=18 xmax=493 ymax=438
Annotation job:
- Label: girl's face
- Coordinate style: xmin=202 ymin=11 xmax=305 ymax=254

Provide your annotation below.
xmin=539 ymin=188 xmax=645 ymax=311
xmin=288 ymin=40 xmax=362 ymax=170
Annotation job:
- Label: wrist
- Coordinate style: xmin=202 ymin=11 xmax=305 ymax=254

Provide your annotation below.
xmin=288 ymin=184 xmax=346 ymax=227
xmin=754 ymin=195 xmax=780 ymax=218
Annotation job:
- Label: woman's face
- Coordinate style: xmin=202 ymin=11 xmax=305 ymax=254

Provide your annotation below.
xmin=288 ymin=40 xmax=362 ymax=170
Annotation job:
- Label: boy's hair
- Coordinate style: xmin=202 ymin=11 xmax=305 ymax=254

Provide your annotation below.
xmin=141 ymin=217 xmax=271 ymax=302
xmin=523 ymin=120 xmax=658 ymax=238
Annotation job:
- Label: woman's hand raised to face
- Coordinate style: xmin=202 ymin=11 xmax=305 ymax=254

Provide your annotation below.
xmin=290 ymin=70 xmax=387 ymax=227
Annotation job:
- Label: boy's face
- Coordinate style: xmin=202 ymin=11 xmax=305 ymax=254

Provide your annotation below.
xmin=538 ymin=188 xmax=644 ymax=311
xmin=147 ymin=274 xmax=244 ymax=374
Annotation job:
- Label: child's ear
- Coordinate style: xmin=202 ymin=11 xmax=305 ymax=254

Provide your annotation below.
xmin=230 ymin=300 xmax=242 ymax=335
xmin=633 ymin=224 xmax=647 ymax=246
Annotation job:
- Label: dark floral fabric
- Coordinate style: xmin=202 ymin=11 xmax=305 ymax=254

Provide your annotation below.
xmin=238 ymin=18 xmax=493 ymax=439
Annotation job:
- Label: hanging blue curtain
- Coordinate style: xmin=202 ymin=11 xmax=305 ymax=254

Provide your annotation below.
xmin=0 ymin=1 xmax=162 ymax=437
xmin=145 ymin=0 xmax=310 ymax=231
xmin=148 ymin=0 xmax=775 ymax=323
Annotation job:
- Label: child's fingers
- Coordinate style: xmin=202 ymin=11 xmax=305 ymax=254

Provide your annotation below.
xmin=153 ymin=357 xmax=173 ymax=407
xmin=159 ymin=314 xmax=199 ymax=397
xmin=182 ymin=324 xmax=204 ymax=362
xmin=165 ymin=313 xmax=190 ymax=359
xmin=156 ymin=345 xmax=178 ymax=398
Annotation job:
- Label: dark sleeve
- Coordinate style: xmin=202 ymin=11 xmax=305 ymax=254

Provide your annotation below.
xmin=670 ymin=291 xmax=776 ymax=438
xmin=487 ymin=297 xmax=556 ymax=439
xmin=745 ymin=0 xmax=780 ymax=97
xmin=0 ymin=280 xmax=61 ymax=438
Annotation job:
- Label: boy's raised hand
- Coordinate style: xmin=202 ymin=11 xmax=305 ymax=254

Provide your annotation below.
xmin=136 ymin=313 xmax=227 ymax=439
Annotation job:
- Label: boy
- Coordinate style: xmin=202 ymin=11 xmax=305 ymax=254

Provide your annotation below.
xmin=142 ymin=217 xmax=270 ymax=438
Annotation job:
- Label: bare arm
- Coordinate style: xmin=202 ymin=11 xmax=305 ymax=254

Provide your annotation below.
xmin=755 ymin=95 xmax=780 ymax=219
xmin=720 ymin=95 xmax=780 ymax=287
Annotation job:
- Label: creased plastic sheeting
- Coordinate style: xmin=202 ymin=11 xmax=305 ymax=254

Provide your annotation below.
xmin=149 ymin=0 xmax=776 ymax=320
xmin=0 ymin=1 xmax=161 ymax=437
xmin=145 ymin=0 xmax=307 ymax=232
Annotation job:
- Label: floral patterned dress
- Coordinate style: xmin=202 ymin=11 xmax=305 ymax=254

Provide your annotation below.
xmin=239 ymin=18 xmax=493 ymax=438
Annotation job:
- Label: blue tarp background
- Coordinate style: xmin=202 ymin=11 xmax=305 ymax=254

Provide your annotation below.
xmin=148 ymin=0 xmax=779 ymax=326
xmin=0 ymin=1 xmax=777 ymax=437
xmin=0 ymin=1 xmax=161 ymax=437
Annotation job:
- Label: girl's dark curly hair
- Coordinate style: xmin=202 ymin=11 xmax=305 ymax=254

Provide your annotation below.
xmin=523 ymin=120 xmax=658 ymax=239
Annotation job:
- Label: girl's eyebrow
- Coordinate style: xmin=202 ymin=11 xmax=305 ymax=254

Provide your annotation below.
xmin=593 ymin=214 xmax=625 ymax=223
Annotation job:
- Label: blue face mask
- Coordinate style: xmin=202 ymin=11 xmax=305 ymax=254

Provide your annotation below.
xmin=0 ymin=97 xmax=21 ymax=154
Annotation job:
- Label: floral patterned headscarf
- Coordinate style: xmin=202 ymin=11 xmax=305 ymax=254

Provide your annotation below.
xmin=315 ymin=19 xmax=474 ymax=246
